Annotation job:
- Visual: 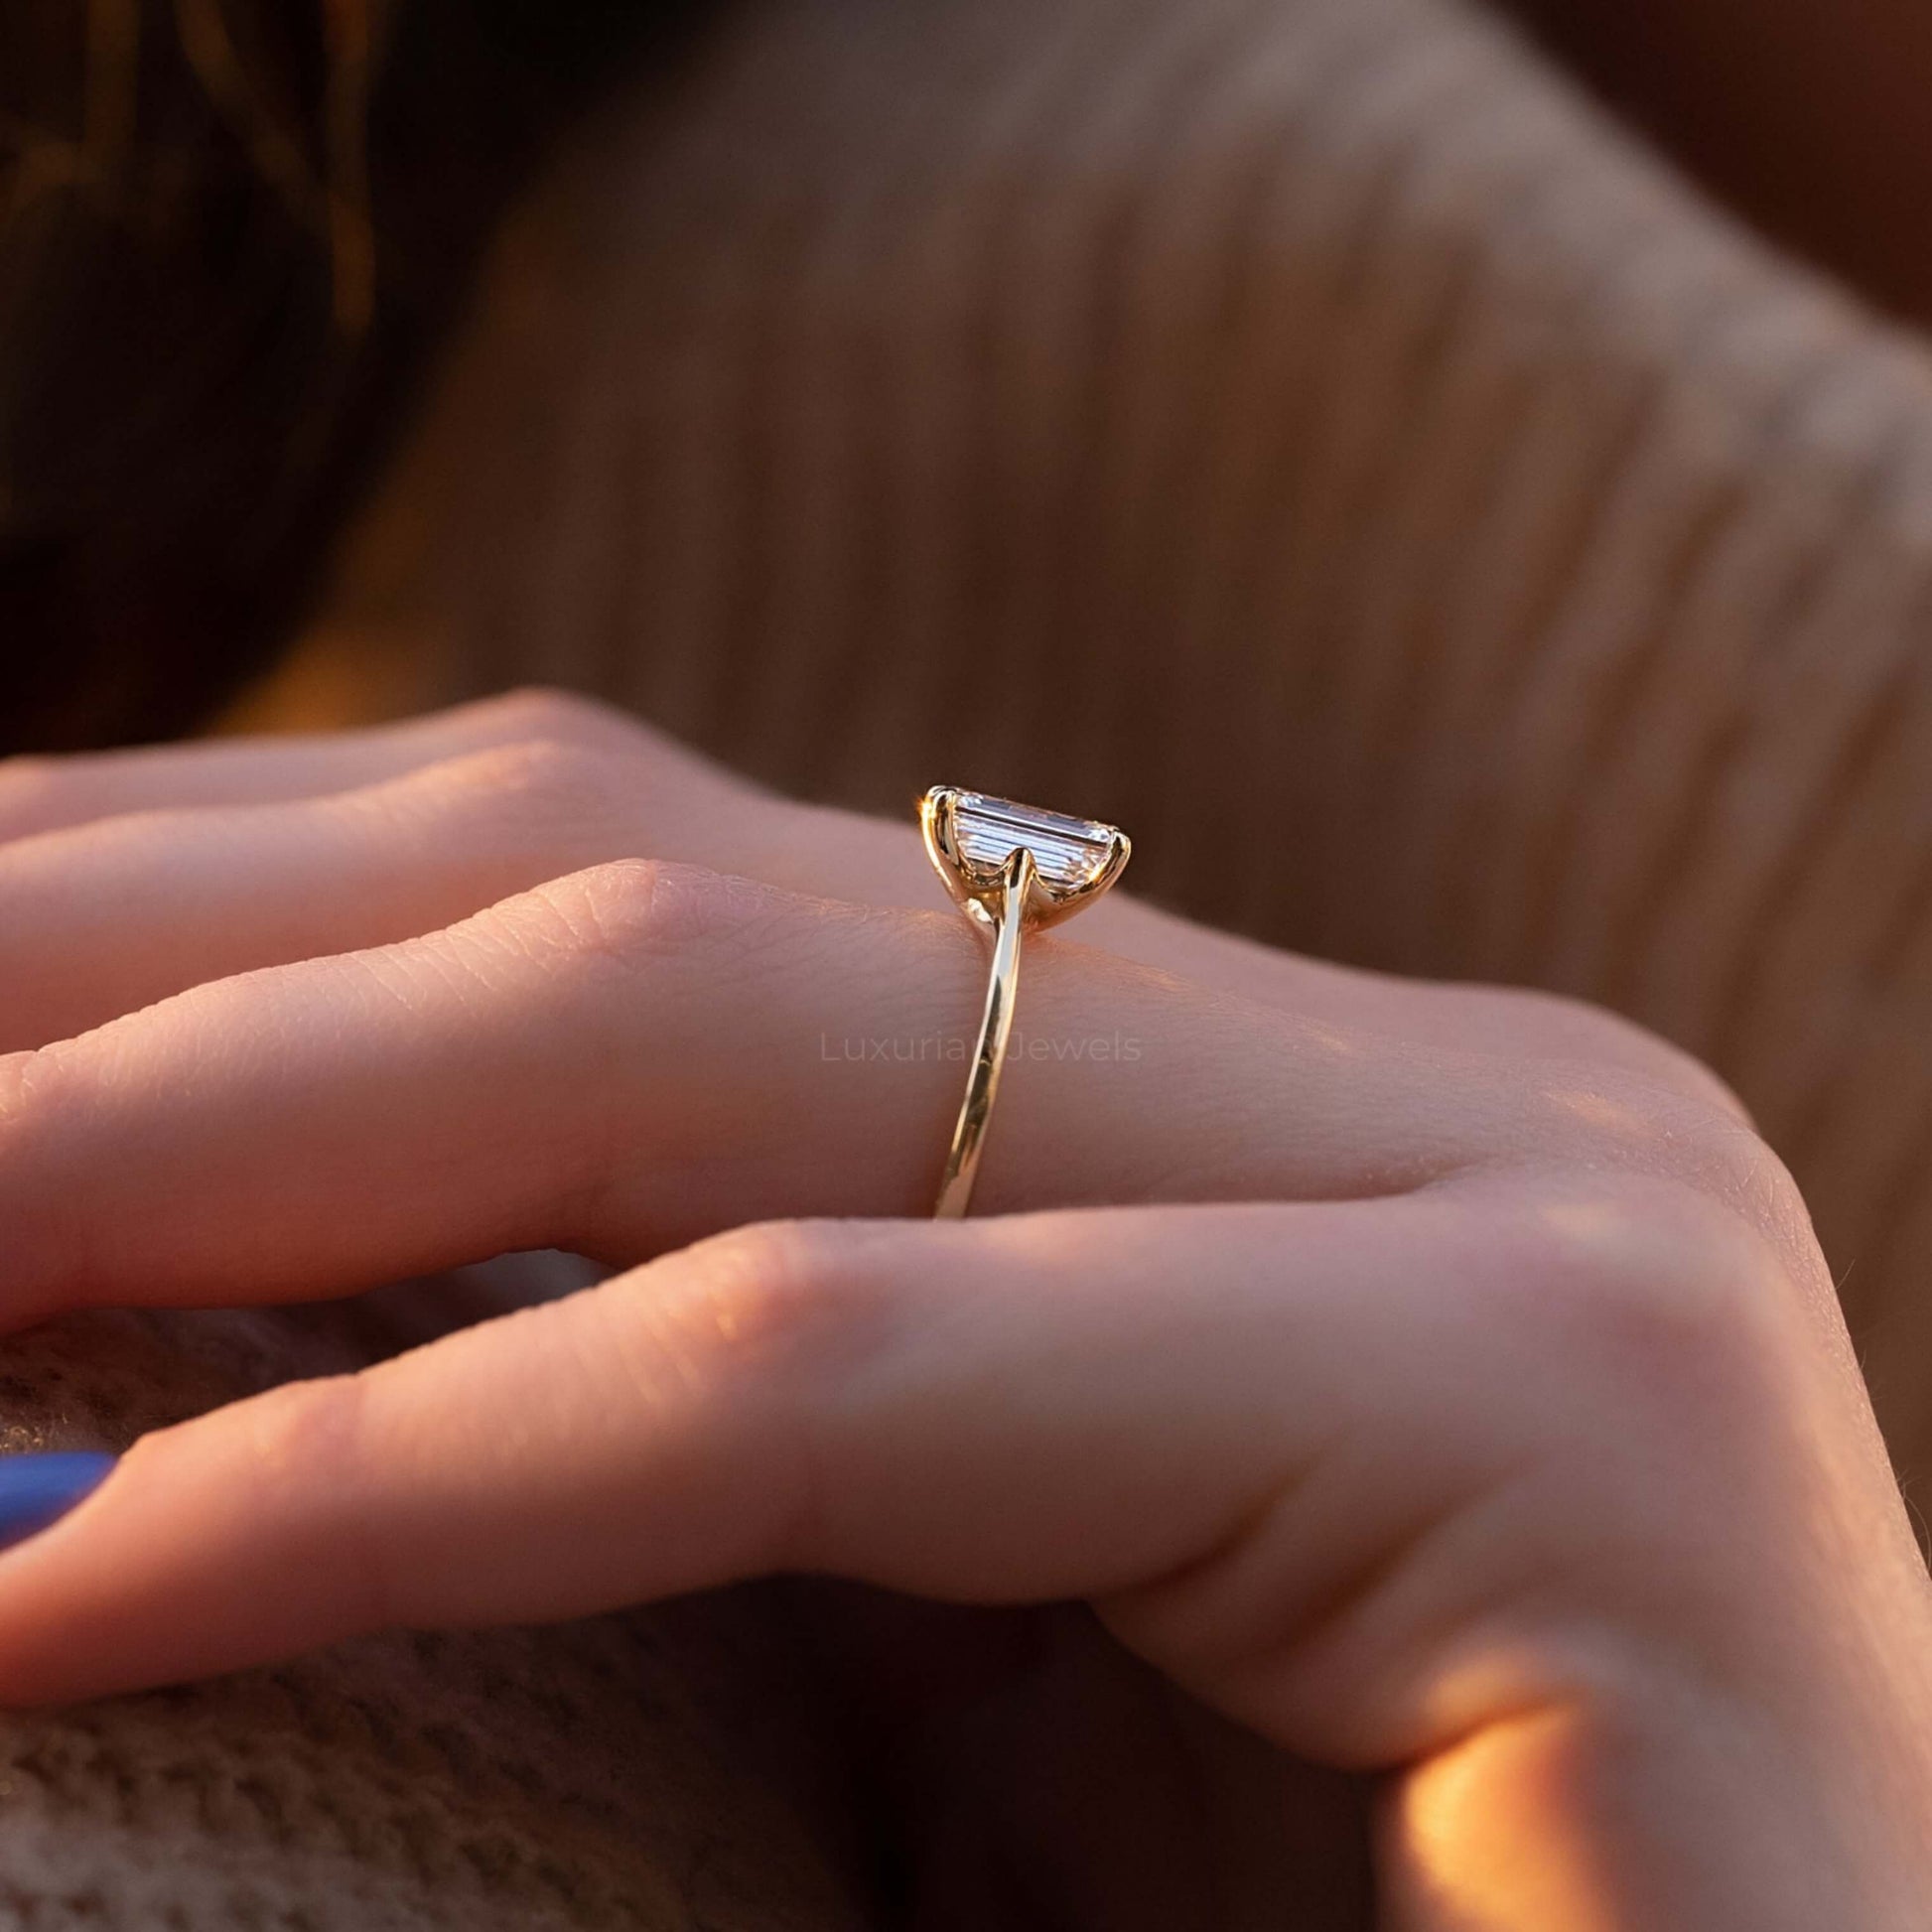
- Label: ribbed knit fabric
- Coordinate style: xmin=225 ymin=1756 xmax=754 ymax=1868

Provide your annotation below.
xmin=0 ymin=1270 xmax=873 ymax=1929
xmin=381 ymin=0 xmax=1932 ymax=1476
xmin=22 ymin=0 xmax=1932 ymax=1920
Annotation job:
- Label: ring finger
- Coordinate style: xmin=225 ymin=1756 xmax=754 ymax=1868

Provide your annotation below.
xmin=0 ymin=701 xmax=1734 ymax=1112
xmin=0 ymin=857 xmax=1716 ymax=1323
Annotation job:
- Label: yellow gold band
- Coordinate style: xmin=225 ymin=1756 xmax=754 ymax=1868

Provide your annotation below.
xmin=933 ymin=848 xmax=1034 ymax=1219
xmin=919 ymin=786 xmax=1131 ymax=1219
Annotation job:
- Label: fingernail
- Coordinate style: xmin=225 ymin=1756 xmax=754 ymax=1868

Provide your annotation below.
xmin=0 ymin=1453 xmax=115 ymax=1553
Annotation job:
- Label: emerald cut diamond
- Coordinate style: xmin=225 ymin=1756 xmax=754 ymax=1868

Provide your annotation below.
xmin=921 ymin=785 xmax=1130 ymax=928
xmin=950 ymin=792 xmax=1119 ymax=892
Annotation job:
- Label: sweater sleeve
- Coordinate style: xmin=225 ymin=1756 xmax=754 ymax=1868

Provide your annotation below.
xmin=391 ymin=0 xmax=1932 ymax=1475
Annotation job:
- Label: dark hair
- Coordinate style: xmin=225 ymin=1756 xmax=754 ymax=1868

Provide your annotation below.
xmin=0 ymin=0 xmax=706 ymax=754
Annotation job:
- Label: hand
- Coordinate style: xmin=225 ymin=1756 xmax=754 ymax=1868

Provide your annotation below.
xmin=1 ymin=689 xmax=1929 ymax=1929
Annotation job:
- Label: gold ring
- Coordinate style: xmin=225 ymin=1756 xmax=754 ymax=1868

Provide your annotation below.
xmin=919 ymin=787 xmax=1132 ymax=1218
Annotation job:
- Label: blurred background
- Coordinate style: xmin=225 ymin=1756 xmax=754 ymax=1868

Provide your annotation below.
xmin=11 ymin=0 xmax=1932 ymax=756
xmin=12 ymin=0 xmax=1932 ymax=1489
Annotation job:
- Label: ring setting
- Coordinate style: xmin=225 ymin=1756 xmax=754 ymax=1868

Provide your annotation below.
xmin=920 ymin=787 xmax=1131 ymax=1218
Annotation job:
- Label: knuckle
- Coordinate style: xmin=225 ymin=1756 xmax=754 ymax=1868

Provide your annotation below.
xmin=470 ymin=686 xmax=638 ymax=754
xmin=429 ymin=738 xmax=637 ymax=839
xmin=1692 ymin=1128 xmax=1823 ymax=1288
xmin=0 ymin=1047 xmax=80 ymax=1308
xmin=0 ymin=755 xmax=61 ymax=842
xmin=1502 ymin=1173 xmax=1809 ymax=1424
xmin=614 ymin=1219 xmax=900 ymax=1388
xmin=1530 ymin=1066 xmax=1804 ymax=1254
xmin=517 ymin=857 xmax=777 ymax=966
xmin=1521 ymin=988 xmax=1753 ymax=1122
xmin=238 ymin=1375 xmax=368 ymax=1497
xmin=600 ymin=1219 xmax=907 ymax=1571
xmin=455 ymin=690 xmax=720 ymax=790
xmin=237 ymin=1376 xmax=391 ymax=1619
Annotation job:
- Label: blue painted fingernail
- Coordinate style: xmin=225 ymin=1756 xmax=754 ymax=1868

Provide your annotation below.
xmin=0 ymin=1453 xmax=115 ymax=1553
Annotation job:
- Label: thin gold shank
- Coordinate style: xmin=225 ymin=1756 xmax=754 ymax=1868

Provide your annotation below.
xmin=932 ymin=848 xmax=1034 ymax=1219
xmin=920 ymin=786 xmax=1130 ymax=1218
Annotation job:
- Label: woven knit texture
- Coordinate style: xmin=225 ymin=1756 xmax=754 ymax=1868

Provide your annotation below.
xmin=0 ymin=1285 xmax=870 ymax=1930
xmin=391 ymin=0 xmax=1932 ymax=1477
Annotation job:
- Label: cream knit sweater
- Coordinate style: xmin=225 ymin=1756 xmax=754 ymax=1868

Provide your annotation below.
xmin=383 ymin=0 xmax=1932 ymax=1473
xmin=17 ymin=0 xmax=1932 ymax=1920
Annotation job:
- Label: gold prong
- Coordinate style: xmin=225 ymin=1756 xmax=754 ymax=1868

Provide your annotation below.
xmin=918 ymin=786 xmax=1130 ymax=1213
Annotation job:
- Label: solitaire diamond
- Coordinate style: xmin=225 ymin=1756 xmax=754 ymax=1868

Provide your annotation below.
xmin=949 ymin=791 xmax=1119 ymax=893
xmin=919 ymin=780 xmax=1133 ymax=1216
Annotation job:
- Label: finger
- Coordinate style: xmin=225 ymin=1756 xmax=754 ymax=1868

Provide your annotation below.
xmin=0 ymin=687 xmax=672 ymax=845
xmin=0 ymin=1201 xmax=1516 ymax=1710
xmin=0 ymin=730 xmax=1274 ymax=1054
xmin=0 ymin=860 xmax=1758 ymax=1320
xmin=0 ymin=679 xmax=1734 ymax=1105
xmin=0 ymin=1191 xmax=1818 ymax=1732
xmin=0 ymin=741 xmax=753 ymax=1051
xmin=0 ymin=732 xmax=1073 ymax=1051
xmin=1 ymin=710 xmax=1733 ymax=1109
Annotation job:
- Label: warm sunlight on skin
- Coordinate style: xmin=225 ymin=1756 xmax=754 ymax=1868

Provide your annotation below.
xmin=1396 ymin=1707 xmax=1620 ymax=1932
xmin=0 ymin=693 xmax=1930 ymax=1928
xmin=1530 ymin=1194 xmax=1635 ymax=1247
xmin=1539 ymin=1088 xmax=1663 ymax=1142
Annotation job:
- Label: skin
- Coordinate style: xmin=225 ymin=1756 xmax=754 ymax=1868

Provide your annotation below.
xmin=0 ymin=686 xmax=1930 ymax=1926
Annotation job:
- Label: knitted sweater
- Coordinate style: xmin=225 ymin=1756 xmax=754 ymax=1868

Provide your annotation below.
xmin=20 ymin=0 xmax=1932 ymax=1921
xmin=358 ymin=0 xmax=1932 ymax=1476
